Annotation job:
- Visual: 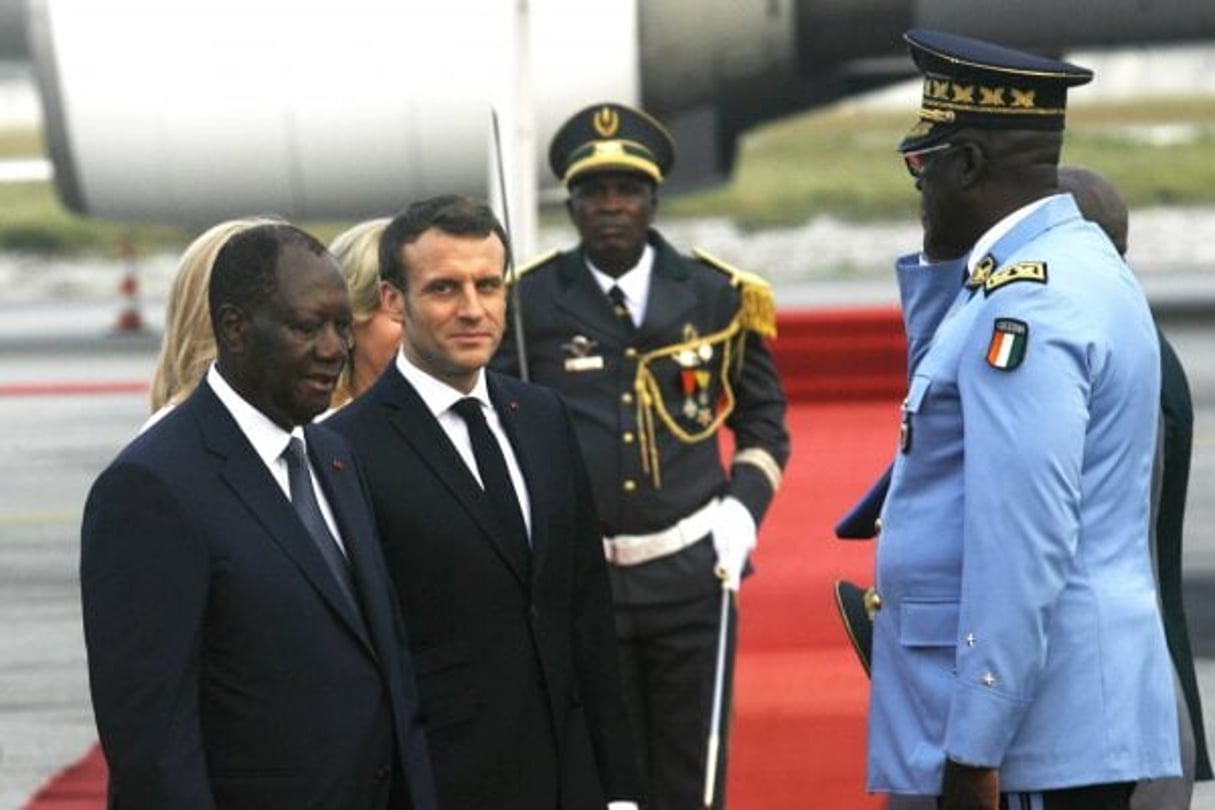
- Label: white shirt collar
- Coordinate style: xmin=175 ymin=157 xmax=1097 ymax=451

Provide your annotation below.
xmin=586 ymin=243 xmax=654 ymax=324
xmin=968 ymin=194 xmax=1058 ymax=273
xmin=206 ymin=363 xmax=302 ymax=465
xmin=394 ymin=349 xmax=491 ymax=419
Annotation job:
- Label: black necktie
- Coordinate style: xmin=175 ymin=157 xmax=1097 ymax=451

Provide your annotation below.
xmin=282 ymin=437 xmax=361 ymax=616
xmin=608 ymin=284 xmax=634 ymax=328
xmin=451 ymin=398 xmax=531 ymax=565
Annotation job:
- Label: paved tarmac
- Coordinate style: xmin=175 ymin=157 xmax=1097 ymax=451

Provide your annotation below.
xmin=0 ymin=280 xmax=1212 ymax=809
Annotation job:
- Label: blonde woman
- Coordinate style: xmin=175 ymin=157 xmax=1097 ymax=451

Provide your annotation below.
xmin=144 ymin=216 xmax=282 ymax=431
xmin=327 ymin=217 xmax=402 ymax=408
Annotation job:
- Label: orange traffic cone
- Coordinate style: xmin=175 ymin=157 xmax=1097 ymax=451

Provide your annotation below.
xmin=114 ymin=240 xmax=144 ymax=333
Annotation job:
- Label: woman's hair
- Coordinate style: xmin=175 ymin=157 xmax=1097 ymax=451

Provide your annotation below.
xmin=328 ymin=217 xmax=391 ymax=407
xmin=148 ymin=216 xmax=283 ymax=411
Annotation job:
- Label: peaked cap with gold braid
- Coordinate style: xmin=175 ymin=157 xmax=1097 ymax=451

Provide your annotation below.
xmin=548 ymin=102 xmax=676 ymax=187
xmin=899 ymin=29 xmax=1093 ymax=153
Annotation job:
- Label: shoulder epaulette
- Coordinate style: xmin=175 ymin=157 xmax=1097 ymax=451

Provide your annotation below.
xmin=691 ymin=248 xmax=777 ymax=338
xmin=507 ymin=249 xmax=560 ymax=285
xmin=984 ymin=261 xmax=1048 ymax=295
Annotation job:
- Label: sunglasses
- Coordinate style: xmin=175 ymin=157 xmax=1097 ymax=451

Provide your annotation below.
xmin=902 ymin=142 xmax=954 ymax=178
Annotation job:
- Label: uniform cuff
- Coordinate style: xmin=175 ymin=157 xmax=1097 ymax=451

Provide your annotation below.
xmin=944 ymin=680 xmax=1031 ymax=767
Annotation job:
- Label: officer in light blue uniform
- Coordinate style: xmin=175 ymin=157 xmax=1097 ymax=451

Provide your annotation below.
xmin=866 ymin=30 xmax=1179 ymax=810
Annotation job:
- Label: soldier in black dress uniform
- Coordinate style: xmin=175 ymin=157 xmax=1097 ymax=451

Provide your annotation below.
xmin=493 ymin=102 xmax=790 ymax=810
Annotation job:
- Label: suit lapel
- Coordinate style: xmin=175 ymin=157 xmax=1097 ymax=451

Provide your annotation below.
xmin=306 ymin=425 xmax=387 ymax=658
xmin=193 ymin=384 xmax=374 ymax=654
xmin=381 ymin=371 xmax=531 ymax=588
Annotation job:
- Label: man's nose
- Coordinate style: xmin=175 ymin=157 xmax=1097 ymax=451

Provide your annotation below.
xmin=455 ymin=284 xmax=485 ymax=318
xmin=600 ymin=188 xmax=626 ymax=209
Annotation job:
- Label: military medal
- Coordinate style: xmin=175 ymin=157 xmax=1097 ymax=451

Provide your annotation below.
xmin=694 ymin=370 xmax=713 ymax=425
xmin=680 ymin=369 xmax=699 ymax=418
xmin=674 ymin=324 xmax=715 ymax=423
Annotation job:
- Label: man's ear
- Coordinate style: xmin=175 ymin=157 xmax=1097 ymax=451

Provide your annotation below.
xmin=215 ymin=303 xmax=249 ymax=354
xmin=956 ymin=141 xmax=986 ymax=189
xmin=380 ymin=280 xmax=405 ymax=323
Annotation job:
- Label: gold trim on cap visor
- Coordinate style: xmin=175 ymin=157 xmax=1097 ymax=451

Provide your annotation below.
xmin=925 ymin=99 xmax=1065 ymax=117
xmin=562 ymin=140 xmax=663 ymax=185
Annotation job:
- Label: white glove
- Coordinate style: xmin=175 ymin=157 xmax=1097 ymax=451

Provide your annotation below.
xmin=712 ymin=496 xmax=757 ymax=592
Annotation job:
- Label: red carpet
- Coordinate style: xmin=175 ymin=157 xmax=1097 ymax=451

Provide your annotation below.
xmin=24 ymin=743 xmax=107 ymax=809
xmin=26 ymin=308 xmax=904 ymax=809
xmin=727 ymin=402 xmax=894 ymax=809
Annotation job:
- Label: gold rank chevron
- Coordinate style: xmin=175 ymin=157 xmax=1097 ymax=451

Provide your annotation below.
xmin=984 ymin=261 xmax=1048 ymax=294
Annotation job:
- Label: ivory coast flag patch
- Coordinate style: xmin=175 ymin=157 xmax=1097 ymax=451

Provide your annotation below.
xmin=986 ymin=318 xmax=1028 ymax=370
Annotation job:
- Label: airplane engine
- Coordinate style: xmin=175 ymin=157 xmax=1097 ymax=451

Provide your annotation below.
xmin=26 ymin=0 xmax=643 ymax=223
xmin=21 ymin=0 xmax=1215 ymax=223
xmin=26 ymin=0 xmax=923 ymax=223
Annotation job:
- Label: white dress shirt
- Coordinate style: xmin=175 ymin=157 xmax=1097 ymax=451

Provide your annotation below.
xmin=394 ymin=351 xmax=533 ymax=539
xmin=206 ymin=364 xmax=348 ymax=555
xmin=587 ymin=243 xmax=654 ymax=328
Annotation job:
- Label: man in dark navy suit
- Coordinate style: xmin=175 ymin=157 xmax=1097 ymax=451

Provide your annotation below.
xmin=328 ymin=196 xmax=639 ymax=810
xmin=81 ymin=222 xmax=437 ymax=809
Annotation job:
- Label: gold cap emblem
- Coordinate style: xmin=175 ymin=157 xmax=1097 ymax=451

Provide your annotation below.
xmin=592 ymin=106 xmax=619 ymax=138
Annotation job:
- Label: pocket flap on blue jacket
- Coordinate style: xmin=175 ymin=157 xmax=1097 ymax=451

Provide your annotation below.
xmin=899 ymin=600 xmax=958 ymax=647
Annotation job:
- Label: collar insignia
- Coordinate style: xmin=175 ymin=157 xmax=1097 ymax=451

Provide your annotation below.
xmin=965 ymin=255 xmax=996 ymax=289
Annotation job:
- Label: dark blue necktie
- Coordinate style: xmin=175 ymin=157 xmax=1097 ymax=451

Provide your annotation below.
xmin=451 ymin=398 xmax=531 ymax=566
xmin=283 ymin=437 xmax=361 ymax=616
xmin=608 ymin=284 xmax=634 ymax=329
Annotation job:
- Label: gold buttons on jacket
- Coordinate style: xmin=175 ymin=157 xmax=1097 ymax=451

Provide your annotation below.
xmin=621 ymin=392 xmax=634 ymax=406
xmin=863 ymin=588 xmax=882 ymax=620
xmin=622 ymin=431 xmax=635 ymax=444
xmin=874 ymin=517 xmax=883 ymax=534
xmin=624 ymin=347 xmax=638 ymax=359
xmin=623 ymin=479 xmax=637 ymax=493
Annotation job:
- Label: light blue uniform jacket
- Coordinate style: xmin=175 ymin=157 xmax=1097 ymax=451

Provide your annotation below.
xmin=867 ymin=194 xmax=1179 ymax=795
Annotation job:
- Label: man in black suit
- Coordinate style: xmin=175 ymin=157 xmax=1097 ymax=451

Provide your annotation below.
xmin=81 ymin=222 xmax=437 ymax=809
xmin=327 ymin=196 xmax=640 ymax=810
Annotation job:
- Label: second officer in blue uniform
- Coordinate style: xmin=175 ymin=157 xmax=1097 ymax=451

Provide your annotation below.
xmin=494 ymin=102 xmax=790 ymax=809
